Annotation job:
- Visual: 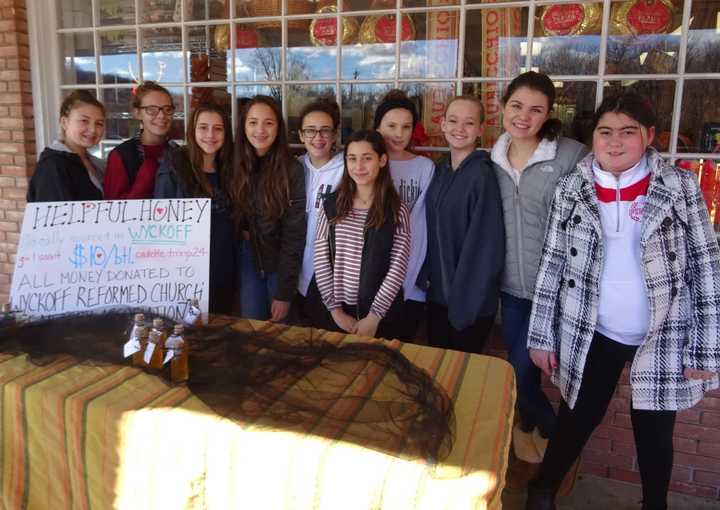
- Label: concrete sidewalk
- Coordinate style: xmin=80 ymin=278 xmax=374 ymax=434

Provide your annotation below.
xmin=502 ymin=474 xmax=718 ymax=509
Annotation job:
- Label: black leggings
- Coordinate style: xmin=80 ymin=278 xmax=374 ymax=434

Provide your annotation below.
xmin=532 ymin=332 xmax=676 ymax=510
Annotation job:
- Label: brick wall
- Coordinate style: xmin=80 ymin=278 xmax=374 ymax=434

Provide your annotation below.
xmin=0 ymin=0 xmax=32 ymax=304
xmin=544 ymin=371 xmax=720 ymax=500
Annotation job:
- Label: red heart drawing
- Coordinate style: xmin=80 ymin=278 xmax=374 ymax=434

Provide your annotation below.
xmin=156 ymin=207 xmax=165 ymax=215
xmin=85 ymin=203 xmax=94 ymax=208
xmin=96 ymin=252 xmax=102 ymax=259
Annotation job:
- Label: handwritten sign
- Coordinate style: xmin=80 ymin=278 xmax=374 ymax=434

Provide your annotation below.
xmin=10 ymin=199 xmax=211 ymax=322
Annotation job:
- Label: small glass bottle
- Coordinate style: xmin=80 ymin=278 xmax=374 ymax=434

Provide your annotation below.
xmin=165 ymin=324 xmax=188 ymax=383
xmin=145 ymin=318 xmax=167 ymax=370
xmin=183 ymin=299 xmax=201 ymax=326
xmin=124 ymin=313 xmax=145 ymax=360
xmin=132 ymin=326 xmax=149 ymax=367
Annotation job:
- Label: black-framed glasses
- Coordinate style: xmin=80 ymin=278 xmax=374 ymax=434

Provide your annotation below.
xmin=138 ymin=105 xmax=175 ymax=117
xmin=300 ymin=127 xmax=335 ymax=139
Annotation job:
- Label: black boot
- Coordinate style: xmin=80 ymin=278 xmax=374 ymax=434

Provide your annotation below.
xmin=525 ymin=482 xmax=557 ymax=510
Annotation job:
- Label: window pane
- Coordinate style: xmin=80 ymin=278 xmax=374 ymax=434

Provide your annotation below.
xmin=186 ymin=0 xmax=230 ymax=21
xmin=232 ymin=23 xmax=282 ymax=81
xmin=187 ymin=25 xmax=232 ymax=83
xmin=57 ymin=0 xmax=93 ymax=29
xmin=605 ymin=0 xmax=681 ymax=74
xmin=235 ymin=85 xmax=282 ymax=106
xmin=340 ymin=83 xmax=393 ymax=142
xmin=341 ymin=15 xmax=399 ymax=79
xmin=400 ymin=10 xmax=459 ymax=79
xmin=288 ymin=18 xmax=337 ymax=80
xmin=60 ymin=33 xmax=96 ymax=85
xmin=532 ymin=3 xmax=603 ymax=75
xmin=287 ymin=85 xmax=338 ymax=143
xmin=678 ymin=80 xmax=720 ymax=154
xmin=140 ymin=0 xmax=179 ymax=23
xmin=464 ymin=7 xmax=528 ymax=78
xmin=102 ymin=87 xmax=135 ymax=140
xmin=190 ymin=86 xmax=232 ymax=112
xmin=99 ymin=30 xmax=138 ymax=85
xmin=553 ymin=81 xmax=597 ymax=144
xmin=344 ymin=0 xmax=393 ymax=11
xmin=99 ymin=0 xmax=135 ymax=26
xmin=604 ymin=80 xmax=675 ymax=152
xmin=404 ymin=0 xmax=458 ymax=6
xmin=141 ymin=27 xmax=184 ymax=83
xmin=686 ymin=0 xmax=720 ymax=73
xmin=235 ymin=0 xmax=278 ymax=17
xmin=401 ymin=82 xmax=455 ymax=147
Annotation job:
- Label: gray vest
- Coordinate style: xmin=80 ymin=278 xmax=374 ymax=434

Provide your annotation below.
xmin=493 ymin=137 xmax=588 ymax=299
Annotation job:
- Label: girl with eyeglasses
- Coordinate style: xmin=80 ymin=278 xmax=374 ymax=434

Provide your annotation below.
xmin=104 ymin=81 xmax=175 ymax=200
xmin=154 ymin=102 xmax=238 ymax=314
xmin=28 ymin=90 xmax=106 ymax=202
xmin=310 ymin=130 xmax=410 ymax=339
xmin=233 ymin=95 xmax=306 ymax=322
xmin=295 ymin=98 xmax=345 ymax=323
xmin=374 ymin=90 xmax=435 ymax=341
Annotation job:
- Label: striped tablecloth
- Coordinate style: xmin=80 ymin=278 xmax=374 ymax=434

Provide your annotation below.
xmin=0 ymin=320 xmax=515 ymax=510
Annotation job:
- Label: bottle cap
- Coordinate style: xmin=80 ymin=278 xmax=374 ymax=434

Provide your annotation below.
xmin=153 ymin=318 xmax=164 ymax=329
xmin=1 ymin=303 xmax=10 ymax=313
xmin=173 ymin=324 xmax=184 ymax=335
xmin=134 ymin=313 xmax=145 ymax=322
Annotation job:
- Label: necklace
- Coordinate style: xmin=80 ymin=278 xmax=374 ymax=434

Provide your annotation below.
xmin=356 ymin=195 xmax=373 ymax=207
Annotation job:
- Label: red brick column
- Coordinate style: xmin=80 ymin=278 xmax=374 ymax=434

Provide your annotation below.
xmin=0 ymin=0 xmax=32 ymax=303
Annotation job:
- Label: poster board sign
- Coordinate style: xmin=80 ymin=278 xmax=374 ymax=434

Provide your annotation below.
xmin=10 ymin=199 xmax=211 ymax=322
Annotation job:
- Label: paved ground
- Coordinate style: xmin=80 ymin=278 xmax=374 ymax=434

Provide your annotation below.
xmin=502 ymin=474 xmax=718 ymax=509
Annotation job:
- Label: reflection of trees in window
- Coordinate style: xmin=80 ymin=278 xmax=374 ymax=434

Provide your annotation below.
xmin=534 ymin=37 xmax=600 ymax=75
xmin=686 ymin=0 xmax=720 ymax=73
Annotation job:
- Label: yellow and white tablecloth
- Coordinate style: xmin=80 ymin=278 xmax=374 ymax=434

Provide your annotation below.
xmin=0 ymin=320 xmax=515 ymax=510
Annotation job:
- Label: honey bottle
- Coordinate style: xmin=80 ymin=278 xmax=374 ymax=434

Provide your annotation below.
xmin=164 ymin=324 xmax=188 ymax=383
xmin=183 ymin=299 xmax=201 ymax=326
xmin=144 ymin=318 xmax=167 ymax=370
xmin=124 ymin=313 xmax=145 ymax=359
xmin=132 ymin=326 xmax=149 ymax=367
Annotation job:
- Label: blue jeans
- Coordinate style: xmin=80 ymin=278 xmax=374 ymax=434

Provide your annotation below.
xmin=501 ymin=292 xmax=557 ymax=437
xmin=238 ymin=239 xmax=278 ymax=320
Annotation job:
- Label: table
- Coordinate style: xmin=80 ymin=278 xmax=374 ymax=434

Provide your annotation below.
xmin=0 ymin=319 xmax=515 ymax=510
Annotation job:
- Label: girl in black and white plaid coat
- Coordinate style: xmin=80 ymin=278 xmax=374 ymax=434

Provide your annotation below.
xmin=525 ymin=93 xmax=720 ymax=510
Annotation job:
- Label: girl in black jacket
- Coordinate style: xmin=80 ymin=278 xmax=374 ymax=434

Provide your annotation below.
xmin=154 ymin=102 xmax=237 ymax=314
xmin=27 ymin=91 xmax=106 ymax=203
xmin=232 ymin=95 xmax=306 ymax=321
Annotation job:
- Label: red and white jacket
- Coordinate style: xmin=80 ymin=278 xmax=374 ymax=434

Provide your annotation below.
xmin=593 ymin=157 xmax=651 ymax=345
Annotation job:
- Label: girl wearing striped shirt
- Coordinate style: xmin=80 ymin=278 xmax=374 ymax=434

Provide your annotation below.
xmin=310 ymin=130 xmax=411 ymax=339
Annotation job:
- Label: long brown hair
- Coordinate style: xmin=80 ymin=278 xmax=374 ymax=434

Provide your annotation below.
xmin=176 ymin=102 xmax=234 ymax=199
xmin=334 ymin=130 xmax=401 ymax=230
xmin=231 ymin=95 xmax=290 ymax=220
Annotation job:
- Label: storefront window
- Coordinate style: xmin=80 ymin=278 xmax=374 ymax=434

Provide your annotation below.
xmin=463 ymin=7 xmax=527 ymax=79
xmin=142 ymin=27 xmax=184 ymax=83
xmin=61 ymin=33 xmax=96 ymax=85
xmin=99 ymin=30 xmax=138 ymax=85
xmin=686 ymin=0 xmax=720 ymax=73
xmin=678 ymin=80 xmax=720 ymax=154
xmin=532 ymin=3 xmax=603 ymax=76
xmin=605 ymin=0 xmax=681 ymax=74
xmin=400 ymin=10 xmax=459 ymax=79
xmin=99 ymin=0 xmax=135 ymax=26
xmin=44 ymin=0 xmax=720 ymax=165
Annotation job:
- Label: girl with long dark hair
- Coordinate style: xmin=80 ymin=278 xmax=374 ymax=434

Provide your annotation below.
xmin=232 ymin=95 xmax=306 ymax=321
xmin=154 ymin=102 xmax=238 ymax=313
xmin=308 ymin=130 xmax=410 ymax=339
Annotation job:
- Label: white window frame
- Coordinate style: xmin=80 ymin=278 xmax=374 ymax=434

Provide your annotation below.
xmin=28 ymin=0 xmax=720 ymax=162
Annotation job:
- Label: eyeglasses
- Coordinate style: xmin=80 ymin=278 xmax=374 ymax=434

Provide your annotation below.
xmin=300 ymin=127 xmax=335 ymax=139
xmin=138 ymin=105 xmax=175 ymax=117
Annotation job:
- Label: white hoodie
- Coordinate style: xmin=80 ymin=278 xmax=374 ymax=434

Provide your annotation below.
xmin=593 ymin=156 xmax=651 ymax=346
xmin=390 ymin=155 xmax=435 ymax=302
xmin=298 ymin=152 xmax=345 ymax=296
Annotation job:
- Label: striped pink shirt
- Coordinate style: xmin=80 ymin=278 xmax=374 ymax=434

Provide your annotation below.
xmin=313 ymin=204 xmax=411 ymax=318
